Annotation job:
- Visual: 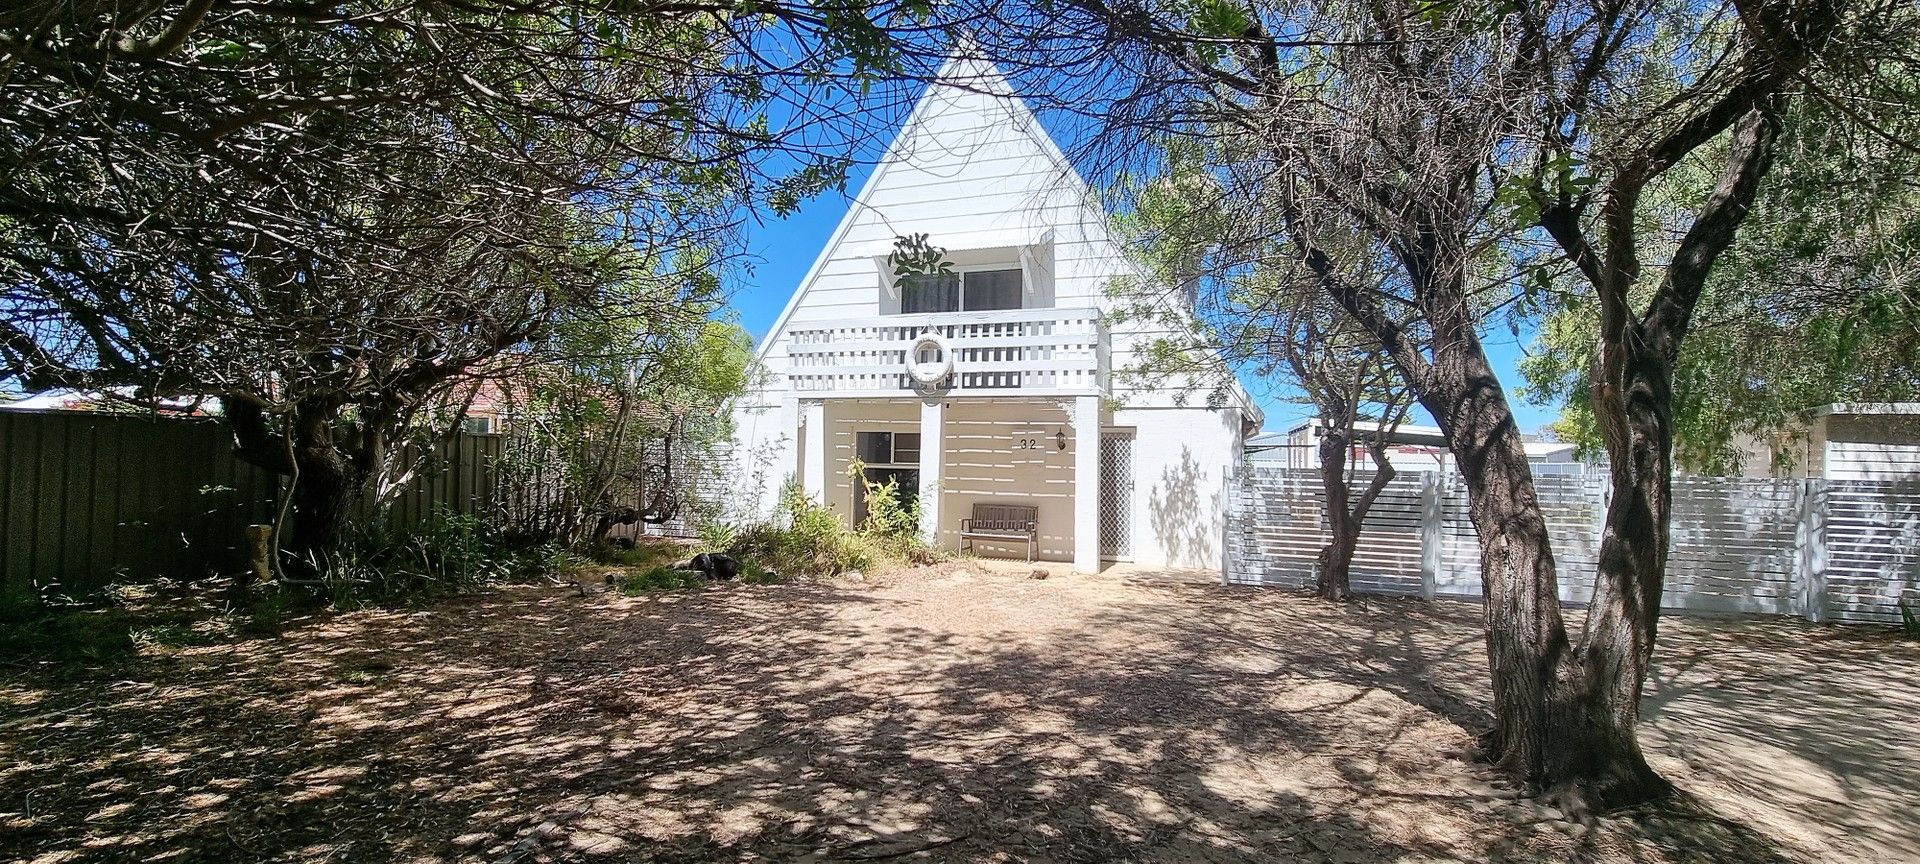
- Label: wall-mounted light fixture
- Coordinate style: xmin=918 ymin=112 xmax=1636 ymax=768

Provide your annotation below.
xmin=1055 ymin=429 xmax=1067 ymax=451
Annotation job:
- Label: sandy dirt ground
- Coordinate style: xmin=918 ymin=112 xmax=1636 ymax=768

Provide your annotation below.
xmin=2 ymin=561 xmax=1917 ymax=863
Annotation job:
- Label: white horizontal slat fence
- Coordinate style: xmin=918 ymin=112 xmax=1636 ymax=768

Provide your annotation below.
xmin=1224 ymin=468 xmax=1920 ymax=626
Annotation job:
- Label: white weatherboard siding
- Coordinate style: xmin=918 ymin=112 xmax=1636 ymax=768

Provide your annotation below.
xmin=730 ymin=54 xmax=1255 ymax=574
xmin=1825 ymin=442 xmax=1920 ymax=480
xmin=1726 ymin=408 xmax=1920 ymax=480
xmin=1112 ymin=406 xmax=1248 ymax=570
xmin=751 ymin=56 xmax=1193 ymax=404
xmin=1823 ymin=414 xmax=1920 ymax=480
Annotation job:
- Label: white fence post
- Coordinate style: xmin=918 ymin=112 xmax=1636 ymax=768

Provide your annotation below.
xmin=1419 ymin=471 xmax=1442 ymax=600
xmin=1220 ymin=469 xmax=1235 ymax=586
xmin=1793 ymin=479 xmax=1829 ymax=623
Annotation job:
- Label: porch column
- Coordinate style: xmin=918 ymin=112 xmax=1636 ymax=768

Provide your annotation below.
xmin=918 ymin=398 xmax=945 ymax=546
xmin=1073 ymin=394 xmax=1100 ymax=573
xmin=802 ymin=399 xmax=827 ymax=504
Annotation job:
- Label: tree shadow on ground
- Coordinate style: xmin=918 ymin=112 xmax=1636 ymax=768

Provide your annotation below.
xmin=0 ymin=566 xmax=1905 ymax=863
xmin=1635 ymin=613 xmax=1920 ymax=863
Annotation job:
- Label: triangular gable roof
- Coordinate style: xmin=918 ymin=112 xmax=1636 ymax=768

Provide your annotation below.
xmin=745 ymin=52 xmax=1262 ymax=426
xmin=751 ymin=52 xmax=1101 ymax=363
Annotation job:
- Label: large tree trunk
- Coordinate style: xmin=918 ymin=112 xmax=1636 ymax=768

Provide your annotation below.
xmin=227 ymin=395 xmax=373 ymax=584
xmin=1564 ymin=334 xmax=1682 ymax=807
xmin=281 ymin=419 xmax=363 ymax=581
xmin=1315 ymin=423 xmax=1398 ymax=602
xmin=1424 ymin=341 xmax=1669 ymax=808
xmin=1317 ymin=426 xmax=1358 ymax=601
xmin=1524 ymin=101 xmax=1788 ymax=809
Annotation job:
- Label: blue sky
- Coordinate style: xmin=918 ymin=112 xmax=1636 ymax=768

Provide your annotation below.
xmin=721 ymin=99 xmax=1563 ymax=437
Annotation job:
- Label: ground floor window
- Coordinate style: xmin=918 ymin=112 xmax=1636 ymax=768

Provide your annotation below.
xmin=856 ymin=431 xmax=920 ymax=465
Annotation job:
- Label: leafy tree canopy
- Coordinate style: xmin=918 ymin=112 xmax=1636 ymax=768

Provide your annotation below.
xmin=1520 ymin=86 xmax=1920 ymax=474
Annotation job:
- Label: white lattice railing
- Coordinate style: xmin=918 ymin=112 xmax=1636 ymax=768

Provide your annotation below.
xmin=784 ymin=307 xmax=1108 ymax=395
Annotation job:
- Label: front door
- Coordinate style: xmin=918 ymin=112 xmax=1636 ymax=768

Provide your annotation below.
xmin=1099 ymin=433 xmax=1134 ymax=560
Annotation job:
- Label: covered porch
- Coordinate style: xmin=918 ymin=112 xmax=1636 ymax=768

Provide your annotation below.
xmin=796 ymin=396 xmax=1128 ymax=572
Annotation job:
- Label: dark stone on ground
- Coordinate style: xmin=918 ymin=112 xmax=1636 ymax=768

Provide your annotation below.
xmin=689 ymin=553 xmax=740 ymax=581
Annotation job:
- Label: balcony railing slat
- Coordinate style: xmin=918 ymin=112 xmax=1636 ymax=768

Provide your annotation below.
xmin=785 ymin=306 xmax=1106 ymax=396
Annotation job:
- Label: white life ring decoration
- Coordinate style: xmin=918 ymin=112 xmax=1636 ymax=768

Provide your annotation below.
xmin=906 ymin=332 xmax=954 ymax=387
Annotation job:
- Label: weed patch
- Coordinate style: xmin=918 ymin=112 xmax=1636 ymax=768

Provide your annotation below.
xmin=614 ymin=566 xmax=707 ymax=594
xmin=714 ymin=476 xmax=947 ymax=579
xmin=131 ymin=622 xmax=222 ymax=650
xmin=325 ymin=510 xmax=575 ymax=609
xmin=0 ymin=607 xmax=139 ymax=663
xmin=595 ymin=539 xmax=685 ymax=570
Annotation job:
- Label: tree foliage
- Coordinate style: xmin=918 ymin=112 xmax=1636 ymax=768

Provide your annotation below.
xmin=1521 ymin=95 xmax=1920 ymax=473
xmin=0 ymin=0 xmax=950 ymax=578
xmin=1107 ymin=145 xmax=1414 ymax=601
xmin=491 ymin=315 xmax=753 ymax=550
xmin=965 ymin=0 xmax=1920 ymax=807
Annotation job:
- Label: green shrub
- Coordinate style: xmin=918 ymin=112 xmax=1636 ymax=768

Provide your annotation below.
xmin=325 ymin=509 xmax=574 ymax=609
xmin=0 ymin=582 xmax=45 ymax=623
xmin=0 ymin=582 xmax=212 ymax=662
xmin=0 ymin=606 xmax=139 ymax=662
xmin=739 ymin=560 xmax=785 ymax=584
xmin=240 ymin=584 xmax=312 ymax=635
xmin=725 ymin=482 xmax=875 ymax=578
xmin=1901 ymin=599 xmax=1920 ymax=640
xmin=852 ymin=465 xmax=945 ymax=566
xmin=697 ymin=519 xmax=739 ymax=551
xmin=0 ymin=511 xmax=576 ymax=657
xmin=857 ymin=470 xmax=917 ymax=540
xmin=717 ymin=472 xmax=963 ymax=579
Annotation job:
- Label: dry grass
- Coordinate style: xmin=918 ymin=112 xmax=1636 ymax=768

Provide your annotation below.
xmin=2 ymin=560 xmax=1916 ymax=863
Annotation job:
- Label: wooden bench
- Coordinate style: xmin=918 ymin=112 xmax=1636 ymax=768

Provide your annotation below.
xmin=958 ymin=503 xmax=1039 ymax=561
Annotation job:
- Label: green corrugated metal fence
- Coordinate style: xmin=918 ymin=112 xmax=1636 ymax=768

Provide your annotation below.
xmin=0 ymin=410 xmax=500 ymax=599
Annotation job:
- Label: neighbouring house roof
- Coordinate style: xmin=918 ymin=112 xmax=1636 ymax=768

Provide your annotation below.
xmin=1524 ymin=441 xmax=1578 ymax=459
xmin=1280 ymin=418 xmax=1449 ymax=448
xmin=0 ymin=392 xmax=79 ymax=411
xmin=1816 ymin=402 xmax=1920 ymax=417
xmin=1244 ymin=432 xmax=1290 ymax=452
xmin=1268 ymin=418 xmax=1582 ymax=462
xmin=0 ymin=389 xmax=213 ymax=414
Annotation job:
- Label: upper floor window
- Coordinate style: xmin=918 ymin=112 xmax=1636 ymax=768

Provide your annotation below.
xmin=900 ymin=267 xmax=1023 ymax=314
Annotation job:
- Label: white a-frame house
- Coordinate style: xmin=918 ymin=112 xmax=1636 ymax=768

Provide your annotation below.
xmin=731 ymin=54 xmax=1261 ymax=575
